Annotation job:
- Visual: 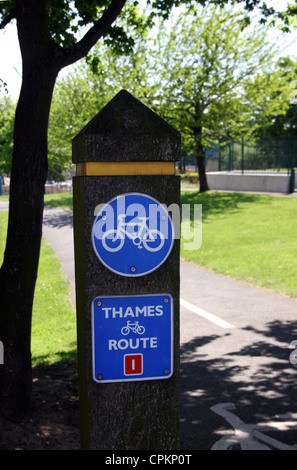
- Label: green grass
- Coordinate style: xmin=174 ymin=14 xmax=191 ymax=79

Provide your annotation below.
xmin=3 ymin=189 xmax=297 ymax=304
xmin=181 ymin=191 xmax=297 ymax=298
xmin=32 ymin=239 xmax=76 ymax=365
xmin=0 ymin=212 xmax=6 ymax=266
xmin=1 ymin=194 xmax=73 ymax=211
xmin=0 ymin=211 xmax=76 ymax=366
xmin=41 ymin=191 xmax=297 ymax=297
xmin=0 ymin=193 xmax=73 ymax=210
xmin=44 ymin=192 xmax=73 ymax=210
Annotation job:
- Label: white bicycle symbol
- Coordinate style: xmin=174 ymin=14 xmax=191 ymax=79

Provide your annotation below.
xmin=211 ymin=403 xmax=297 ymax=450
xmin=102 ymin=214 xmax=165 ymax=253
xmin=121 ymin=321 xmax=145 ymax=336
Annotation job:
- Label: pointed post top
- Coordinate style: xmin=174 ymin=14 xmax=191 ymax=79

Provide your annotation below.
xmin=72 ymin=90 xmax=180 ymax=164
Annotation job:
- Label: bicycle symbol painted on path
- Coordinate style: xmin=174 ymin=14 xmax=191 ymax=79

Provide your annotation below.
xmin=211 ymin=403 xmax=297 ymax=450
xmin=92 ymin=193 xmax=174 ymax=277
xmin=121 ymin=321 xmax=145 ymax=336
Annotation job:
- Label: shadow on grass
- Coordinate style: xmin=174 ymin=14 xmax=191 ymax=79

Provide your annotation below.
xmin=32 ymin=344 xmax=77 ymax=367
xmin=181 ymin=191 xmax=272 ymax=221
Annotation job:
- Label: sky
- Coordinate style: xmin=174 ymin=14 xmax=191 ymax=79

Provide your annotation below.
xmin=1 ymin=0 xmax=297 ymax=102
xmin=0 ymin=19 xmax=21 ymax=101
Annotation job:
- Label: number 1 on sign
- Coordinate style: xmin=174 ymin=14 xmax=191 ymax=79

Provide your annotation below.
xmin=124 ymin=354 xmax=143 ymax=376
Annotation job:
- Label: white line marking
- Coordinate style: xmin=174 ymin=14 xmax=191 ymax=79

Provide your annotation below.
xmin=180 ymin=298 xmax=235 ymax=329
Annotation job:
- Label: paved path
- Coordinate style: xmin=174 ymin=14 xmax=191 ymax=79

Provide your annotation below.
xmin=0 ymin=204 xmax=75 ymax=301
xmin=42 ymin=206 xmax=76 ymax=306
xmin=1 ymin=201 xmax=297 ymax=450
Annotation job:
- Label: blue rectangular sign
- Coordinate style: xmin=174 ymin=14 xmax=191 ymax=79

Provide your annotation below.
xmin=92 ymin=294 xmax=173 ymax=383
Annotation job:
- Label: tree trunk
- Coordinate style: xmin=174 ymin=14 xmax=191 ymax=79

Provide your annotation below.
xmin=0 ymin=0 xmax=127 ymax=422
xmin=197 ymin=154 xmax=209 ymax=193
xmin=0 ymin=48 xmax=59 ymax=421
xmin=194 ymin=125 xmax=210 ymax=193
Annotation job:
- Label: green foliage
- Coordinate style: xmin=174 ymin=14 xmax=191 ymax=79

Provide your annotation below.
xmin=42 ymin=1 xmax=153 ymax=55
xmin=48 ymin=62 xmax=117 ymax=172
xmin=0 ymin=0 xmax=294 ymax=55
xmin=152 ymin=5 xmax=292 ymax=157
xmin=254 ymin=57 xmax=297 ymax=138
xmin=0 ymin=95 xmax=15 ymax=175
xmin=0 ymin=79 xmax=8 ymax=95
xmin=0 ymin=1 xmax=15 ymax=22
xmin=47 ymin=4 xmax=295 ymax=175
xmin=103 ymin=25 xmax=135 ymax=54
xmin=2 ymin=1 xmax=295 ymax=178
xmin=46 ymin=0 xmax=127 ymax=48
xmin=48 ymin=17 xmax=159 ymax=172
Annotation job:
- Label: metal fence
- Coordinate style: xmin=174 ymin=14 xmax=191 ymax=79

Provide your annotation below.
xmin=218 ymin=136 xmax=297 ymax=174
xmin=44 ymin=182 xmax=72 ymax=193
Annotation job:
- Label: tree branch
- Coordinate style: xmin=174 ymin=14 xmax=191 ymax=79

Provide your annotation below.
xmin=0 ymin=9 xmax=16 ymax=30
xmin=61 ymin=0 xmax=128 ymax=68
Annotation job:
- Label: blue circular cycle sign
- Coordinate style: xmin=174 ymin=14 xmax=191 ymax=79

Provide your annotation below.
xmin=92 ymin=193 xmax=174 ymax=277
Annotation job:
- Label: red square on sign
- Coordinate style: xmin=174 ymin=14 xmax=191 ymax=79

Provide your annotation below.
xmin=124 ymin=354 xmax=143 ymax=376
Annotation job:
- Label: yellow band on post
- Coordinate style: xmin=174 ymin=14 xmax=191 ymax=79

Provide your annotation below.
xmin=76 ymin=161 xmax=175 ymax=176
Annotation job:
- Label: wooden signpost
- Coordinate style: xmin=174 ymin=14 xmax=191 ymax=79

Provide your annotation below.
xmin=72 ymin=90 xmax=181 ymax=450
